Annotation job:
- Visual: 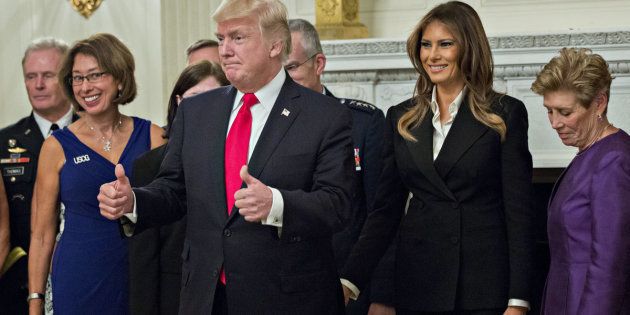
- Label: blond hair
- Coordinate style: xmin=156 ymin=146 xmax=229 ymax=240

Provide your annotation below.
xmin=212 ymin=0 xmax=291 ymax=61
xmin=531 ymin=47 xmax=613 ymax=110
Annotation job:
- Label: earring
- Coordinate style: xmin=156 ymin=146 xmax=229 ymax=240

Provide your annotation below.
xmin=117 ymin=89 xmax=122 ymax=98
xmin=597 ymin=113 xmax=602 ymax=121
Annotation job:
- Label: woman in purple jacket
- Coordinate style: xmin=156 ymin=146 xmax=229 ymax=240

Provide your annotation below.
xmin=532 ymin=47 xmax=630 ymax=314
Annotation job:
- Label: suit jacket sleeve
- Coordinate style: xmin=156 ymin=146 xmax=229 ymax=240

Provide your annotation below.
xmin=341 ymin=106 xmax=409 ymax=291
xmin=279 ymin=106 xmax=355 ymax=239
xmin=579 ymin=151 xmax=630 ymax=314
xmin=128 ymin=147 xmax=166 ymax=314
xmin=133 ymin=106 xmax=187 ymax=232
xmin=498 ymin=97 xmax=535 ymax=301
xmin=363 ymin=109 xmax=386 ymax=212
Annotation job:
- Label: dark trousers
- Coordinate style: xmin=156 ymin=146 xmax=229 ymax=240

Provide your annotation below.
xmin=0 ymin=258 xmax=28 ymax=315
xmin=211 ymin=282 xmax=228 ymax=315
xmin=396 ymin=308 xmax=504 ymax=315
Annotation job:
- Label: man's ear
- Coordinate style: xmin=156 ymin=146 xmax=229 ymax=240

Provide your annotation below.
xmin=314 ymin=53 xmax=326 ymax=76
xmin=269 ymin=40 xmax=283 ymax=59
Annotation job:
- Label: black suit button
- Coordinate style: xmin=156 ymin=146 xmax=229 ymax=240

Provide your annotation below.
xmin=223 ymin=229 xmax=232 ymax=237
xmin=212 ymin=269 xmax=218 ymax=277
xmin=451 ymin=202 xmax=459 ymax=209
xmin=450 ymin=236 xmax=459 ymax=244
xmin=291 ymin=236 xmax=301 ymax=242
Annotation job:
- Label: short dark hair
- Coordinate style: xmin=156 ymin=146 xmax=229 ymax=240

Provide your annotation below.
xmin=59 ymin=33 xmax=137 ymax=111
xmin=165 ymin=60 xmax=229 ymax=137
xmin=185 ymin=39 xmax=219 ymax=57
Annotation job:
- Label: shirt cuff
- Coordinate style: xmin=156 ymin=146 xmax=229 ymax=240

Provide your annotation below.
xmin=340 ymin=278 xmax=360 ymax=300
xmin=121 ymin=191 xmax=138 ymax=237
xmin=508 ymin=298 xmax=530 ymax=310
xmin=262 ymin=187 xmax=283 ymax=227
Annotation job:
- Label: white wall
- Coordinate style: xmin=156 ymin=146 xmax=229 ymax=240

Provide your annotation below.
xmin=1 ymin=0 xmax=629 ymax=130
xmin=0 ymin=0 xmax=163 ymax=127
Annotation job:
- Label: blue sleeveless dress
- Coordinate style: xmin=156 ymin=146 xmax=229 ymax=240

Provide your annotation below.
xmin=50 ymin=117 xmax=151 ymax=314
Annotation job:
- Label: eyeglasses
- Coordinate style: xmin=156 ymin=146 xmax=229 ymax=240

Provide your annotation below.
xmin=69 ymin=72 xmax=109 ymax=86
xmin=284 ymin=54 xmax=317 ymax=72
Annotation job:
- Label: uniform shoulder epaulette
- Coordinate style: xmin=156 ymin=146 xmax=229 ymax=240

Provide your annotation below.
xmin=339 ymin=98 xmax=377 ymax=113
xmin=0 ymin=116 xmax=30 ymax=137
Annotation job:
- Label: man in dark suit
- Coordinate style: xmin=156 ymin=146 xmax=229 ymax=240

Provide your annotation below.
xmin=0 ymin=37 xmax=74 ymax=314
xmin=285 ymin=18 xmax=391 ymax=315
xmin=98 ymin=1 xmax=354 ymax=314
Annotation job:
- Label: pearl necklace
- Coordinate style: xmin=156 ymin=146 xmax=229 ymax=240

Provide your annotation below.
xmin=87 ymin=116 xmax=122 ymax=152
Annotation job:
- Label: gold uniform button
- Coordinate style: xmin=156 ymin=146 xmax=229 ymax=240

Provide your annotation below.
xmin=10 ymin=176 xmax=16 ymax=182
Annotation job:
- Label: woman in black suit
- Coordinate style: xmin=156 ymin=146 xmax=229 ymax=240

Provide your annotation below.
xmin=341 ymin=2 xmax=534 ymax=314
xmin=128 ymin=60 xmax=229 ymax=315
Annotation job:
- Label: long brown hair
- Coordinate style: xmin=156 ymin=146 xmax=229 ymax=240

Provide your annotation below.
xmin=398 ymin=1 xmax=506 ymax=141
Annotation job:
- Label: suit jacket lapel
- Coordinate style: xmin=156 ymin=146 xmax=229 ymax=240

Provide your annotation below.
xmin=434 ymin=100 xmax=488 ymax=179
xmin=226 ymin=79 xmax=301 ymax=223
xmin=405 ymin=109 xmax=456 ymax=201
xmin=247 ymin=79 xmax=301 ymax=179
xmin=205 ymin=87 xmax=235 ymax=222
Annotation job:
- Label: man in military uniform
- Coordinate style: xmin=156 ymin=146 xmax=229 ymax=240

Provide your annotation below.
xmin=285 ymin=19 xmax=391 ymax=315
xmin=0 ymin=37 xmax=75 ymax=314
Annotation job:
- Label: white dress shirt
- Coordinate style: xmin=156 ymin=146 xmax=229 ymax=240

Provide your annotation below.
xmin=33 ymin=107 xmax=74 ymax=138
xmin=430 ymin=86 xmax=465 ymax=160
xmin=125 ymin=69 xmax=287 ymax=230
xmin=229 ymin=70 xmax=286 ymax=228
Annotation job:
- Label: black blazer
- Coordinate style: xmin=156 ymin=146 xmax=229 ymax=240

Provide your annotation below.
xmin=133 ymin=77 xmax=354 ymax=314
xmin=128 ymin=144 xmax=185 ymax=315
xmin=342 ymin=95 xmax=535 ymax=312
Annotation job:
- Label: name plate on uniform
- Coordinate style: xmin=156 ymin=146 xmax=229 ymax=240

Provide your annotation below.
xmin=2 ymin=166 xmax=25 ymax=176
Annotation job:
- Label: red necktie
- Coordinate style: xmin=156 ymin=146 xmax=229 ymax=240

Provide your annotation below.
xmin=225 ymin=93 xmax=258 ymax=214
xmin=221 ymin=93 xmax=258 ymax=284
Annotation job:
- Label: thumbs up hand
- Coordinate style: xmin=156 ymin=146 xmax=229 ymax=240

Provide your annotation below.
xmin=98 ymin=164 xmax=135 ymax=220
xmin=234 ymin=165 xmax=273 ymax=222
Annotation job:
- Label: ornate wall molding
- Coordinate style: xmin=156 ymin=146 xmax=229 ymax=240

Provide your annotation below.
xmin=323 ymin=31 xmax=630 ymax=168
xmin=322 ymin=61 xmax=630 ymax=84
xmin=323 ymin=31 xmax=630 ymax=56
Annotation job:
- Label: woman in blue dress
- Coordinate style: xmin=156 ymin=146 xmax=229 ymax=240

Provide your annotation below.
xmin=27 ymin=33 xmax=165 ymax=314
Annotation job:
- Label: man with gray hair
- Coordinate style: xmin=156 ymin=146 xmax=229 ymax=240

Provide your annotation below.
xmin=98 ymin=1 xmax=354 ymax=314
xmin=0 ymin=37 xmax=75 ymax=314
xmin=285 ymin=18 xmax=390 ymax=315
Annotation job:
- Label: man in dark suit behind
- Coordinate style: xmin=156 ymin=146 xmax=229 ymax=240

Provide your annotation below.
xmin=284 ymin=18 xmax=391 ymax=315
xmin=98 ymin=1 xmax=354 ymax=314
xmin=0 ymin=37 xmax=74 ymax=314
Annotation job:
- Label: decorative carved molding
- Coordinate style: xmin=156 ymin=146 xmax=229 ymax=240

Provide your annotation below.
xmin=70 ymin=0 xmax=102 ymax=19
xmin=316 ymin=0 xmax=368 ymax=39
xmin=322 ymin=62 xmax=630 ymax=84
xmin=323 ymin=31 xmax=630 ymax=55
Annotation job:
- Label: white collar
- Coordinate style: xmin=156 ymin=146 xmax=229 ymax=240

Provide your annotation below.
xmin=32 ymin=107 xmax=73 ymax=137
xmin=233 ymin=69 xmax=286 ymax=112
xmin=430 ymin=85 xmax=466 ymax=116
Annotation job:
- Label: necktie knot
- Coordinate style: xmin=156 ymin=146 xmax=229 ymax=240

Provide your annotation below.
xmin=242 ymin=93 xmax=259 ymax=109
xmin=49 ymin=123 xmax=59 ymax=134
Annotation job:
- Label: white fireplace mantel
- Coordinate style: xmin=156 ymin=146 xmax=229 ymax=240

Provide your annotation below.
xmin=321 ymin=31 xmax=630 ymax=168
